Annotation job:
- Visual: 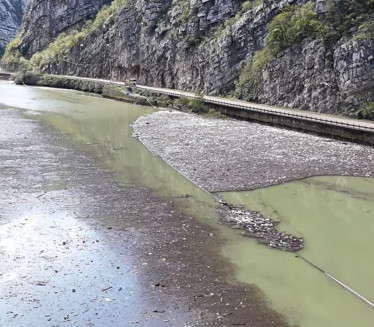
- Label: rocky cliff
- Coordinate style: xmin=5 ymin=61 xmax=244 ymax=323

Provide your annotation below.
xmin=249 ymin=37 xmax=374 ymax=115
xmin=20 ymin=0 xmax=309 ymax=92
xmin=0 ymin=0 xmax=27 ymax=57
xmin=11 ymin=0 xmax=374 ymax=117
xmin=19 ymin=0 xmax=112 ymax=58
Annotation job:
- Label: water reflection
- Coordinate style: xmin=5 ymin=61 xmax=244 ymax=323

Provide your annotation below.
xmin=220 ymin=176 xmax=374 ymax=327
xmin=1 ymin=83 xmax=374 ymax=327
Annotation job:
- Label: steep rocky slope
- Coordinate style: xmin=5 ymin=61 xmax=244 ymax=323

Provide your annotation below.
xmin=8 ymin=0 xmax=374 ymax=117
xmin=19 ymin=0 xmax=112 ymax=58
xmin=0 ymin=0 xmax=27 ymax=57
xmin=247 ymin=37 xmax=374 ymax=116
xmin=19 ymin=0 xmax=309 ymax=93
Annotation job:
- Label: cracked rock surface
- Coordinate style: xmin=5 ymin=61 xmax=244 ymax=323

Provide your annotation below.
xmin=0 ymin=0 xmax=27 ymax=56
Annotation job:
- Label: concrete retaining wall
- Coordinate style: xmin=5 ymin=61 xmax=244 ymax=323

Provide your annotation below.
xmin=210 ymin=103 xmax=374 ymax=146
xmin=14 ymin=72 xmax=374 ymax=146
xmin=139 ymin=88 xmax=374 ymax=146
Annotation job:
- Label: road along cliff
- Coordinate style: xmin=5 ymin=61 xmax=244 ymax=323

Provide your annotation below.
xmin=4 ymin=0 xmax=374 ymax=118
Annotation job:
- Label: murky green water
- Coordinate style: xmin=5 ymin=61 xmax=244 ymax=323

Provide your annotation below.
xmin=220 ymin=177 xmax=374 ymax=327
xmin=0 ymin=83 xmax=218 ymax=222
xmin=1 ymin=83 xmax=373 ymax=327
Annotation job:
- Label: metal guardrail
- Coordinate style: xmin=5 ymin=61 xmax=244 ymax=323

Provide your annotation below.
xmin=38 ymin=79 xmax=374 ymax=134
xmin=139 ymin=87 xmax=374 ymax=133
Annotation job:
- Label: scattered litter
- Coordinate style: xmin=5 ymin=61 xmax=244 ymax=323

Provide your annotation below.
xmin=36 ymin=281 xmax=47 ymax=286
xmin=102 ymin=286 xmax=113 ymax=292
xmin=152 ymin=310 xmax=165 ymax=313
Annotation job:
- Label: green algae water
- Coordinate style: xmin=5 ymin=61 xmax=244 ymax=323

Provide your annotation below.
xmin=219 ymin=176 xmax=374 ymax=327
xmin=0 ymin=83 xmax=218 ymax=223
xmin=1 ymin=83 xmax=373 ymax=327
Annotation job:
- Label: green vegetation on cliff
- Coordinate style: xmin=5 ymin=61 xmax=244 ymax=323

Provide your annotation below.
xmin=2 ymin=32 xmax=22 ymax=68
xmin=235 ymin=2 xmax=321 ymax=98
xmin=358 ymin=102 xmax=374 ymax=120
xmin=3 ymin=0 xmax=132 ymax=70
xmin=321 ymin=0 xmax=374 ymax=43
xmin=235 ymin=0 xmax=374 ymax=102
xmin=30 ymin=0 xmax=133 ymax=68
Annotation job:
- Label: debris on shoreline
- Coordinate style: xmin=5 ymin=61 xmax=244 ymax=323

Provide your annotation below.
xmin=133 ymin=111 xmax=374 ymax=193
xmin=221 ymin=204 xmax=303 ymax=252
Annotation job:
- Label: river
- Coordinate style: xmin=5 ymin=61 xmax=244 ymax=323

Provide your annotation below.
xmin=0 ymin=82 xmax=373 ymax=327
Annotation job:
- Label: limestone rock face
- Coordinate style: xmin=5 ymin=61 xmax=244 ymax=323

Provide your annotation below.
xmin=17 ymin=0 xmax=374 ymax=115
xmin=334 ymin=38 xmax=374 ymax=112
xmin=249 ymin=37 xmax=374 ymax=114
xmin=251 ymin=40 xmax=341 ymax=112
xmin=0 ymin=0 xmax=27 ymax=57
xmin=35 ymin=0 xmax=302 ymax=93
xmin=19 ymin=0 xmax=112 ymax=58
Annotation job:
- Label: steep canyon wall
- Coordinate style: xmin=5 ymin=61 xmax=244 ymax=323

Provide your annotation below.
xmin=14 ymin=0 xmax=374 ymax=116
xmin=0 ymin=0 xmax=27 ymax=57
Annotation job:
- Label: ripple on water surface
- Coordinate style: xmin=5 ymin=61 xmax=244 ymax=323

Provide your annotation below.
xmin=219 ymin=176 xmax=374 ymax=327
xmin=1 ymin=84 xmax=373 ymax=327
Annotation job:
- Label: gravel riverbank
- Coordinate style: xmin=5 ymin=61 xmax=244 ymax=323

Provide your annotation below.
xmin=133 ymin=110 xmax=374 ymax=251
xmin=133 ymin=110 xmax=374 ymax=193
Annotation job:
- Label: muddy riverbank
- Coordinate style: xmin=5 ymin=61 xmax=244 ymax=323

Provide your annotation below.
xmin=2 ymin=82 xmax=374 ymax=326
xmin=0 ymin=96 xmax=290 ymax=327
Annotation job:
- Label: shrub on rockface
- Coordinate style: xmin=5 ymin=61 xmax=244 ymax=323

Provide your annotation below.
xmin=27 ymin=0 xmax=133 ymax=70
xmin=354 ymin=19 xmax=374 ymax=40
xmin=266 ymin=2 xmax=322 ymax=53
xmin=321 ymin=0 xmax=374 ymax=43
xmin=235 ymin=2 xmax=322 ymax=99
xmin=357 ymin=102 xmax=374 ymax=120
xmin=30 ymin=30 xmax=87 ymax=68
xmin=2 ymin=32 xmax=22 ymax=69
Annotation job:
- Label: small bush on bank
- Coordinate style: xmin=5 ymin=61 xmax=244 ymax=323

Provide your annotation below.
xmin=206 ymin=108 xmax=226 ymax=119
xmin=171 ymin=95 xmax=209 ymax=113
xmin=13 ymin=71 xmax=42 ymax=85
xmin=188 ymin=97 xmax=207 ymax=113
xmin=173 ymin=96 xmax=190 ymax=109
xmin=357 ymin=102 xmax=374 ymax=120
xmin=159 ymin=94 xmax=172 ymax=106
xmin=134 ymin=97 xmax=150 ymax=106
